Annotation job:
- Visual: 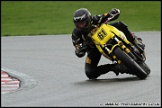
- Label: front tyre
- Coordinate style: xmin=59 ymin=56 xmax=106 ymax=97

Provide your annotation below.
xmin=139 ymin=62 xmax=151 ymax=75
xmin=113 ymin=47 xmax=149 ymax=79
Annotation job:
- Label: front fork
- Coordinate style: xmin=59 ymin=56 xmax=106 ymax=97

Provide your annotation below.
xmin=104 ymin=37 xmax=137 ymax=64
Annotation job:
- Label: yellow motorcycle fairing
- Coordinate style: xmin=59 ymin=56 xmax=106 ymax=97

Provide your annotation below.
xmin=91 ymin=23 xmax=131 ymax=60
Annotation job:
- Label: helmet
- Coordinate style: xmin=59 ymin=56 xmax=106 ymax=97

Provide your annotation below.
xmin=73 ymin=8 xmax=92 ymax=32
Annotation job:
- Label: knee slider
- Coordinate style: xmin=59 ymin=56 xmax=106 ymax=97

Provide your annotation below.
xmin=85 ymin=68 xmax=100 ymax=79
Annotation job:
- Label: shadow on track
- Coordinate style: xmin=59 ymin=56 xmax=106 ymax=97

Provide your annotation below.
xmin=73 ymin=76 xmax=142 ymax=86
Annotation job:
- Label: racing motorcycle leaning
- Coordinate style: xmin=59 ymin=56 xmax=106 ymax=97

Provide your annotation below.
xmin=87 ymin=17 xmax=151 ymax=79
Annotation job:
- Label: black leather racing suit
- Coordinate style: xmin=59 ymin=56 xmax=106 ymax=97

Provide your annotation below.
xmin=71 ymin=13 xmax=138 ymax=79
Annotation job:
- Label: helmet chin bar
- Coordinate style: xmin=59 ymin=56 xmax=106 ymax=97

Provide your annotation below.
xmin=75 ymin=19 xmax=90 ymax=31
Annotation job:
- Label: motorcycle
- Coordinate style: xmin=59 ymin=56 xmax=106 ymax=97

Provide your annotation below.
xmin=87 ymin=17 xmax=151 ymax=79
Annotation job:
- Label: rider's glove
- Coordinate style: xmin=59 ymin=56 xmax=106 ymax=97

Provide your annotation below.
xmin=108 ymin=8 xmax=120 ymax=21
xmin=75 ymin=43 xmax=86 ymax=58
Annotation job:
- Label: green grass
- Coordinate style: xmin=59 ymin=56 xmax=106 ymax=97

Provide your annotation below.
xmin=1 ymin=1 xmax=161 ymax=36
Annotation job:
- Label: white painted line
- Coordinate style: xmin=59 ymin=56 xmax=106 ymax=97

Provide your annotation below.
xmin=2 ymin=85 xmax=19 ymax=87
xmin=2 ymin=87 xmax=19 ymax=89
xmin=1 ymin=74 xmax=9 ymax=77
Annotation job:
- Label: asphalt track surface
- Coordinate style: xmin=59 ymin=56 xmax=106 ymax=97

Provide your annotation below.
xmin=1 ymin=32 xmax=161 ymax=107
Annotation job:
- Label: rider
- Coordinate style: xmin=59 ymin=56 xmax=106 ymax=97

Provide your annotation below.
xmin=71 ymin=8 xmax=145 ymax=79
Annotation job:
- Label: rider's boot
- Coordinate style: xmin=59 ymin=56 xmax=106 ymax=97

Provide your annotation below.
xmin=99 ymin=63 xmax=131 ymax=76
xmin=128 ymin=33 xmax=146 ymax=59
xmin=130 ymin=33 xmax=145 ymax=50
xmin=91 ymin=63 xmax=129 ymax=79
xmin=87 ymin=63 xmax=134 ymax=79
xmin=110 ymin=63 xmax=132 ymax=76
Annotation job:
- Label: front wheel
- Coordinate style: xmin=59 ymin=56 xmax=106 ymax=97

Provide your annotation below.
xmin=139 ymin=62 xmax=151 ymax=75
xmin=113 ymin=47 xmax=150 ymax=79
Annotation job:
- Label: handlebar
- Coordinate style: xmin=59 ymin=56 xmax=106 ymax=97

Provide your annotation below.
xmin=104 ymin=13 xmax=119 ymax=24
xmin=104 ymin=17 xmax=113 ymax=24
